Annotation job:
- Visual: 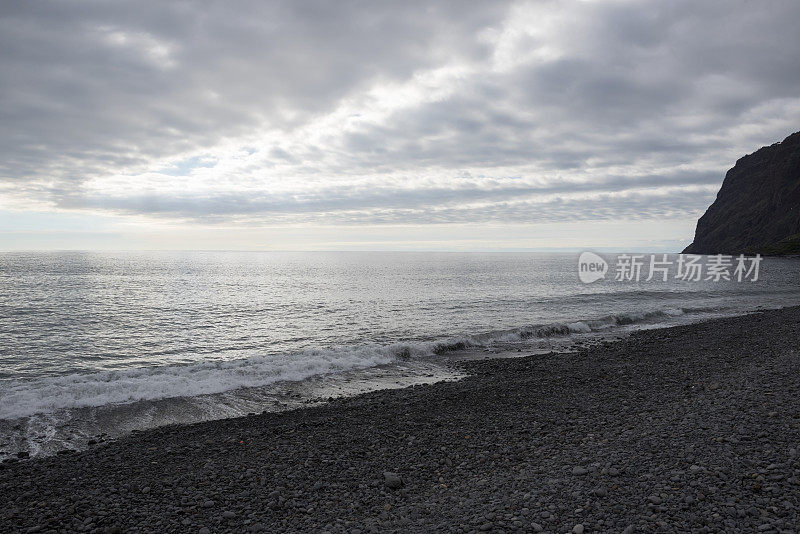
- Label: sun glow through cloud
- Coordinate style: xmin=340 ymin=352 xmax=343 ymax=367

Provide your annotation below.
xmin=1 ymin=0 xmax=800 ymax=250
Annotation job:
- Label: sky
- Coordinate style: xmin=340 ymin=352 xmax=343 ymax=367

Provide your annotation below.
xmin=1 ymin=0 xmax=799 ymax=251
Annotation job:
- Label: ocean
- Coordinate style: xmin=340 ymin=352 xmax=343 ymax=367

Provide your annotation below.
xmin=1 ymin=251 xmax=799 ymax=458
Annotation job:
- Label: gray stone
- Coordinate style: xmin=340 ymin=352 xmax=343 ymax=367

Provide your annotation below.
xmin=383 ymin=472 xmax=402 ymax=490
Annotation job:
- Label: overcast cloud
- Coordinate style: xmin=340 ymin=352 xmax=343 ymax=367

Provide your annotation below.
xmin=1 ymin=0 xmax=799 ymax=237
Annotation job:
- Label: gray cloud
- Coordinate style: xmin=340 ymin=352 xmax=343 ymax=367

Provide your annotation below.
xmin=51 ymin=170 xmax=718 ymax=226
xmin=1 ymin=0 xmax=799 ymax=226
xmin=0 ymin=0 xmax=509 ymax=180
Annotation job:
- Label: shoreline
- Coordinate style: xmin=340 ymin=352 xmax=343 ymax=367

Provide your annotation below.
xmin=0 ymin=303 xmax=748 ymax=461
xmin=0 ymin=304 xmax=772 ymax=461
xmin=2 ymin=306 xmax=800 ymax=532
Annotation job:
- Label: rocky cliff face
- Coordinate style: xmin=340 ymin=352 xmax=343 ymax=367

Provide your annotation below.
xmin=683 ymin=131 xmax=800 ymax=255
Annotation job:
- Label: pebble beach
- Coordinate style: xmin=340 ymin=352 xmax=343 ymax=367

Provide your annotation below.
xmin=2 ymin=306 xmax=799 ymax=533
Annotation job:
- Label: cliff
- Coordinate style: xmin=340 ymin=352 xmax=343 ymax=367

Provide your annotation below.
xmin=683 ymin=131 xmax=800 ymax=255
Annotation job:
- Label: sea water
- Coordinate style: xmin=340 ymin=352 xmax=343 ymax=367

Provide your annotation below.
xmin=1 ymin=251 xmax=799 ymax=457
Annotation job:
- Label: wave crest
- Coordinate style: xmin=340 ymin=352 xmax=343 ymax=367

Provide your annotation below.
xmin=0 ymin=305 xmax=705 ymax=419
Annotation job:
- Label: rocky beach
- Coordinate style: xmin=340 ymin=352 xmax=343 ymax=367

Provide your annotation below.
xmin=2 ymin=306 xmax=800 ymax=533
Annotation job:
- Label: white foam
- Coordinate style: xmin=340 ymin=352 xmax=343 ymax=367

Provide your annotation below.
xmin=0 ymin=305 xmax=699 ymax=420
xmin=0 ymin=344 xmax=413 ymax=420
xmin=566 ymin=321 xmax=592 ymax=333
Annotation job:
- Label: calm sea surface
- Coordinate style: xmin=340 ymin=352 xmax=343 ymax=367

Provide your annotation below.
xmin=1 ymin=251 xmax=799 ymax=457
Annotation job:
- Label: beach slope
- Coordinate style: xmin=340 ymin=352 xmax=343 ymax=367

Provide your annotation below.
xmin=2 ymin=307 xmax=800 ymax=533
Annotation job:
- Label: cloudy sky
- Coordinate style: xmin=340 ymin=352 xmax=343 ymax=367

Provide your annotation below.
xmin=1 ymin=0 xmax=799 ymax=251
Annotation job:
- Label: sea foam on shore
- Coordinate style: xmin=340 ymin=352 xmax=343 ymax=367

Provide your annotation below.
xmin=0 ymin=303 xmax=777 ymax=460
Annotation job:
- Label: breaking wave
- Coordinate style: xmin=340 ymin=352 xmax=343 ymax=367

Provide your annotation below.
xmin=0 ymin=305 xmax=716 ymax=420
xmin=0 ymin=344 xmax=413 ymax=420
xmin=469 ymin=306 xmax=694 ymax=344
